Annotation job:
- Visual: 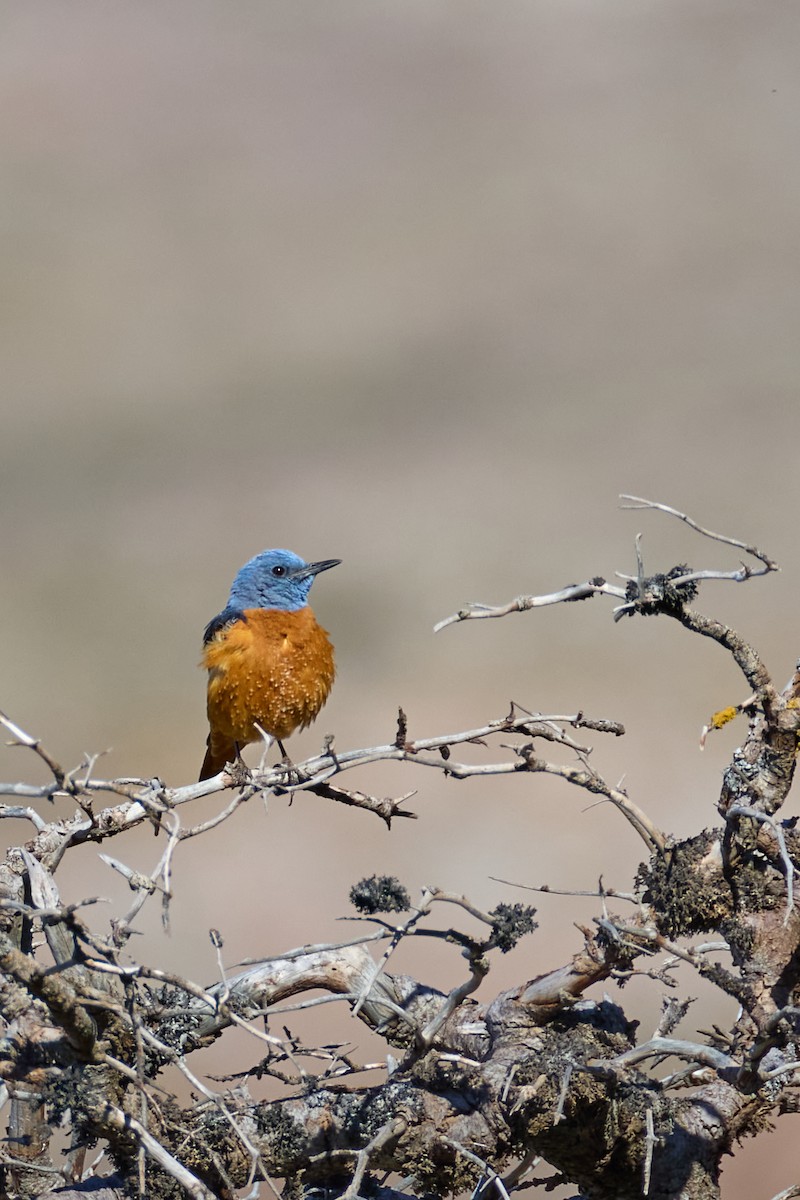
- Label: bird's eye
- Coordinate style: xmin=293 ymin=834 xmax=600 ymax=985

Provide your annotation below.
xmin=271 ymin=565 xmax=286 ymax=577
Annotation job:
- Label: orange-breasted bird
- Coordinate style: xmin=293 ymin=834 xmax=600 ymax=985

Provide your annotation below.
xmin=199 ymin=549 xmax=339 ymax=781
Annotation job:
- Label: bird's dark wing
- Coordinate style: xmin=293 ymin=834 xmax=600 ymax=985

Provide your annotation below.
xmin=202 ymin=607 xmax=248 ymax=645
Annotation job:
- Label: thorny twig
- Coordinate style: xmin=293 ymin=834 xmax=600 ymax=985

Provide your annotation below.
xmin=0 ymin=707 xmax=659 ymax=896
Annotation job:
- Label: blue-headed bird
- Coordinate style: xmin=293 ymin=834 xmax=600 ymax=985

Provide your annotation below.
xmin=199 ymin=549 xmax=339 ymax=781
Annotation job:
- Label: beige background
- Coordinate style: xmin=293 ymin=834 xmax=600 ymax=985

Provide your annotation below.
xmin=1 ymin=3 xmax=799 ymax=1195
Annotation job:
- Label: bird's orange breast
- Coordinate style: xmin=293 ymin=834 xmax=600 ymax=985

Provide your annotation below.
xmin=202 ymin=607 xmax=335 ymax=745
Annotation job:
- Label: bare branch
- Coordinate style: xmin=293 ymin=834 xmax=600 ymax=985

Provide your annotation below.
xmin=351 ymin=888 xmax=437 ymax=1019
xmin=643 ymin=1105 xmax=656 ymax=1196
xmin=726 ymin=804 xmax=796 ymax=924
xmin=491 ymin=876 xmax=638 ymax=903
xmin=0 ymin=712 xmax=72 ymax=790
xmin=436 ymin=499 xmax=777 ymax=640
xmin=434 ymin=579 xmax=624 ymax=632
xmin=418 ymin=952 xmax=488 ymax=1051
xmin=513 ymin=744 xmax=665 ymax=854
xmin=552 ymin=1061 xmax=573 ymax=1124
xmin=0 ymin=711 xmax=655 ymax=920
xmin=659 ymin=603 xmax=776 ymax=701
xmin=98 ymin=1104 xmax=217 ymax=1200
xmin=618 ymin=495 xmax=779 ymax=574
xmin=602 ymin=1036 xmax=735 ymax=1075
xmin=441 ymin=1137 xmax=510 ymax=1200
xmin=0 ymin=805 xmax=49 ymax=830
xmin=341 ymin=1116 xmax=407 ymax=1200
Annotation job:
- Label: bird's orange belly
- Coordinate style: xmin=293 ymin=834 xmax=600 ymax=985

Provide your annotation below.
xmin=203 ymin=608 xmax=335 ymax=746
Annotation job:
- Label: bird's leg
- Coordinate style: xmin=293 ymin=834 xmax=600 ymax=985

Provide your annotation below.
xmin=277 ymin=740 xmax=299 ymax=790
xmin=219 ymin=742 xmax=247 ymax=776
xmin=226 ymin=744 xmax=252 ymax=787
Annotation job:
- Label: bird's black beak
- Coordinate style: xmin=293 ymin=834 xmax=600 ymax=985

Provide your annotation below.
xmin=292 ymin=558 xmax=341 ymax=580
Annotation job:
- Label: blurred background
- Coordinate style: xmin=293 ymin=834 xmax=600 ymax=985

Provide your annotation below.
xmin=1 ymin=2 xmax=799 ymax=1194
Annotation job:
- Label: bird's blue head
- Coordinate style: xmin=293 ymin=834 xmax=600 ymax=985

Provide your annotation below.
xmin=227 ymin=549 xmax=340 ymax=612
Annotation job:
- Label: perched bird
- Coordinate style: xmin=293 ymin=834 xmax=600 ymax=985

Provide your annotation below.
xmin=199 ymin=549 xmax=339 ymax=781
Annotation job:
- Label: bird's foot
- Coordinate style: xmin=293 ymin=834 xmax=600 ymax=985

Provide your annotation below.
xmin=273 ymin=753 xmax=311 ymax=799
xmin=225 ymin=757 xmax=252 ymax=788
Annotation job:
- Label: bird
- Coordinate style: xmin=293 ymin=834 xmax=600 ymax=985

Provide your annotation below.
xmin=199 ymin=549 xmax=339 ymax=781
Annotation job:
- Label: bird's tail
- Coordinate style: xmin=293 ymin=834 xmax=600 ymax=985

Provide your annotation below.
xmin=199 ymin=732 xmax=238 ymax=781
